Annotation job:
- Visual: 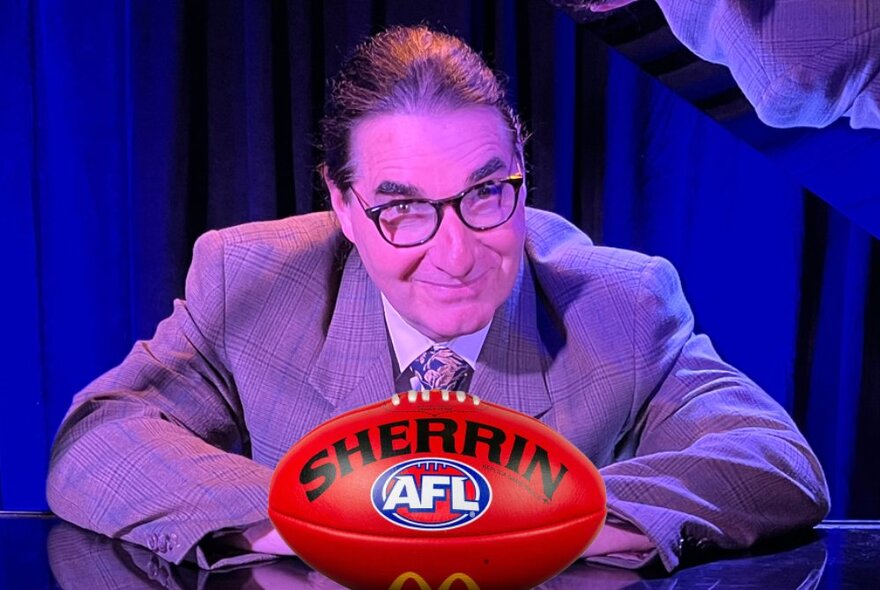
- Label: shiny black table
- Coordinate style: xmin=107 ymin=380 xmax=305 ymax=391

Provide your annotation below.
xmin=2 ymin=513 xmax=878 ymax=589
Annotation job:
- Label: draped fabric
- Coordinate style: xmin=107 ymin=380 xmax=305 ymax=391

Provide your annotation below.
xmin=3 ymin=0 xmax=877 ymax=518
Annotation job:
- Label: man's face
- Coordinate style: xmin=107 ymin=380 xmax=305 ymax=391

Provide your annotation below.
xmin=328 ymin=107 xmax=526 ymax=342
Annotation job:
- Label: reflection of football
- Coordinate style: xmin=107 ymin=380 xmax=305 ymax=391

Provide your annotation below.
xmin=269 ymin=390 xmax=606 ymax=590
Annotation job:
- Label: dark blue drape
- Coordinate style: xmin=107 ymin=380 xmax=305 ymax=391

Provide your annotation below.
xmin=3 ymin=0 xmax=877 ymax=518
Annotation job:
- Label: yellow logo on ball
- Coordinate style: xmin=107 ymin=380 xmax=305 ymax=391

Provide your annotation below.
xmin=388 ymin=571 xmax=480 ymax=590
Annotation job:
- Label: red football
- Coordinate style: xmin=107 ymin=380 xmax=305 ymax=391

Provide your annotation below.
xmin=269 ymin=390 xmax=606 ymax=590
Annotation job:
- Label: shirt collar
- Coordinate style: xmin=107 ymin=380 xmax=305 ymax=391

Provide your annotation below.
xmin=381 ymin=293 xmax=491 ymax=374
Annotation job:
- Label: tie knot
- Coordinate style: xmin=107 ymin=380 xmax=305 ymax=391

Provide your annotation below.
xmin=410 ymin=346 xmax=470 ymax=391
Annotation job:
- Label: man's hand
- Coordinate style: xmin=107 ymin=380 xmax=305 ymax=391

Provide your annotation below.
xmin=582 ymin=522 xmax=656 ymax=557
xmin=224 ymin=520 xmax=295 ymax=556
xmin=227 ymin=519 xmax=653 ymax=561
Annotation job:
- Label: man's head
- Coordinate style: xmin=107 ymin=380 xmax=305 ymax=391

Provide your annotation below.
xmin=321 ymin=26 xmax=526 ymax=190
xmin=321 ymin=26 xmax=527 ymax=341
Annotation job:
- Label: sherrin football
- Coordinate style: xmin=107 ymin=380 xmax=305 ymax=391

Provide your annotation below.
xmin=269 ymin=390 xmax=606 ymax=590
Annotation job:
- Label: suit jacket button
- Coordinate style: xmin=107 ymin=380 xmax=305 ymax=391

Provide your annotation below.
xmin=148 ymin=556 xmax=171 ymax=585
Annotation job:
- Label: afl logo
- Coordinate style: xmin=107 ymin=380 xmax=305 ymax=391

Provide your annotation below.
xmin=371 ymin=458 xmax=492 ymax=530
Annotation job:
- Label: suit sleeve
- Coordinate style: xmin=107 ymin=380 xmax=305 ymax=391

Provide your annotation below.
xmin=47 ymin=230 xmax=275 ymax=568
xmin=656 ymin=0 xmax=880 ymax=129
xmin=596 ymin=256 xmax=830 ymax=572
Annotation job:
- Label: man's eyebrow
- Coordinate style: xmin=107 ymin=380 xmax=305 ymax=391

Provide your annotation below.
xmin=375 ymin=181 xmax=421 ymax=198
xmin=467 ymin=157 xmax=505 ymax=184
xmin=372 ymin=157 xmax=506 ymax=198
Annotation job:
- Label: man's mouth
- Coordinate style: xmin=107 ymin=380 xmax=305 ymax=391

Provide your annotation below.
xmin=415 ymin=269 xmax=490 ymax=290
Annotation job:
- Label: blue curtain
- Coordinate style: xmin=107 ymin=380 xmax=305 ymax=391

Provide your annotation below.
xmin=3 ymin=0 xmax=877 ymax=518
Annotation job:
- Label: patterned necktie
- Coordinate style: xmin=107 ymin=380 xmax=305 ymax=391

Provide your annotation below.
xmin=409 ymin=346 xmax=470 ymax=391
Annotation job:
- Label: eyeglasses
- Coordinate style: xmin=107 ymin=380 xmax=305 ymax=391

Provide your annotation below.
xmin=348 ymin=174 xmax=524 ymax=247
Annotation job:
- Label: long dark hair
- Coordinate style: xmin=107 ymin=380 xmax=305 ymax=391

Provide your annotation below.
xmin=320 ymin=25 xmax=526 ymax=192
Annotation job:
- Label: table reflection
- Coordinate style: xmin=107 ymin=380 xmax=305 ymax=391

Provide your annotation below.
xmin=41 ymin=520 xmax=841 ymax=589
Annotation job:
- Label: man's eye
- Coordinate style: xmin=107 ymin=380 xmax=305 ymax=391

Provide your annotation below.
xmin=382 ymin=202 xmax=425 ymax=222
xmin=476 ymin=183 xmax=502 ymax=198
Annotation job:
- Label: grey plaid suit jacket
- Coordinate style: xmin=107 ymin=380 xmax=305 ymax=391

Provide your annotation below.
xmin=47 ymin=207 xmax=829 ymax=573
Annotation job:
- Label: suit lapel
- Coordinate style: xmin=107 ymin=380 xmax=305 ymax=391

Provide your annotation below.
xmin=307 ymin=248 xmax=396 ymax=413
xmin=309 ymin=247 xmax=554 ymax=418
xmin=471 ymin=255 xmax=553 ymax=418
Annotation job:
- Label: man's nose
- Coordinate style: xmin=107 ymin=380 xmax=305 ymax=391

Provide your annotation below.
xmin=428 ymin=207 xmax=477 ymax=277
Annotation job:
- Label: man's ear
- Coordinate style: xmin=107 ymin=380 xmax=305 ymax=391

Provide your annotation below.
xmin=322 ymin=164 xmax=355 ymax=242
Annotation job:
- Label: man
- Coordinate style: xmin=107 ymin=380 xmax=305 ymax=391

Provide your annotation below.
xmin=47 ymin=26 xmax=829 ymax=574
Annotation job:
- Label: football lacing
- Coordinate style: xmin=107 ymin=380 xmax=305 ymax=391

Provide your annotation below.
xmin=390 ymin=390 xmax=480 ymax=406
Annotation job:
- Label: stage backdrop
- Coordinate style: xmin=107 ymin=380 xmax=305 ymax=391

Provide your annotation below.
xmin=3 ymin=0 xmax=878 ymax=519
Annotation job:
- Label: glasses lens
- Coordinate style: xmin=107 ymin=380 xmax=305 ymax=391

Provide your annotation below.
xmin=461 ymin=180 xmax=517 ymax=229
xmin=378 ymin=201 xmax=438 ymax=246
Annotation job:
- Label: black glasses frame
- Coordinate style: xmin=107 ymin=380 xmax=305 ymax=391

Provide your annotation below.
xmin=348 ymin=173 xmax=524 ymax=247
